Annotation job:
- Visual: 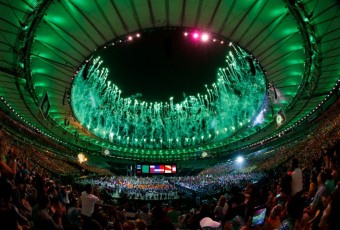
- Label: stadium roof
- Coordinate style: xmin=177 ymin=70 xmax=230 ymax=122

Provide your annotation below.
xmin=0 ymin=0 xmax=339 ymax=166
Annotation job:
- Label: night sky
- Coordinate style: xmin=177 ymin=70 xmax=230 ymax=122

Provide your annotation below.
xmin=97 ymin=29 xmax=228 ymax=103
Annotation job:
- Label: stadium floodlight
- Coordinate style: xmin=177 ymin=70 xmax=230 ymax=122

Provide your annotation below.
xmin=236 ymin=156 xmax=244 ymax=163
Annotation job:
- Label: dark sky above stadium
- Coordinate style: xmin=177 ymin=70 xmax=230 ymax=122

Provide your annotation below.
xmin=98 ymin=29 xmax=227 ymax=103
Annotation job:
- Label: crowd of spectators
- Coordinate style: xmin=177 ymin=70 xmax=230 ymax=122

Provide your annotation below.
xmin=174 ymin=173 xmax=265 ymax=196
xmin=0 ymin=131 xmax=111 ymax=179
xmin=75 ymin=172 xmax=265 ymax=202
xmin=0 ymin=98 xmax=339 ymax=229
xmin=201 ymin=98 xmax=340 ymax=177
xmin=77 ymin=176 xmax=180 ymax=201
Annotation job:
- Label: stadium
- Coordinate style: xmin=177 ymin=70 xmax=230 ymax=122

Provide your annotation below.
xmin=0 ymin=0 xmax=339 ymax=229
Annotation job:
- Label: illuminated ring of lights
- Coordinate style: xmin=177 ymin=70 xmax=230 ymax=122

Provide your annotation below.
xmin=276 ymin=114 xmax=283 ymax=124
xmin=71 ymin=30 xmax=267 ymax=155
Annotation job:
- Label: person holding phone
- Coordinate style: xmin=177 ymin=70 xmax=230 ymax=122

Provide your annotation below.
xmin=250 ymin=206 xmax=267 ymax=227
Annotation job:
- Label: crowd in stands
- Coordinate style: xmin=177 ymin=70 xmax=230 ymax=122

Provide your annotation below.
xmin=200 ymin=98 xmax=340 ymax=178
xmin=0 ymin=131 xmax=111 ymax=178
xmin=0 ymin=110 xmax=73 ymax=156
xmin=174 ymin=173 xmax=265 ymax=196
xmin=77 ymin=177 xmax=180 ymax=201
xmin=0 ymin=98 xmax=339 ymax=229
xmin=75 ymin=172 xmax=265 ymax=202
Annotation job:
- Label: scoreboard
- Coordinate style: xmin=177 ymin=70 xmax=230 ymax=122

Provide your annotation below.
xmin=136 ymin=163 xmax=177 ymax=175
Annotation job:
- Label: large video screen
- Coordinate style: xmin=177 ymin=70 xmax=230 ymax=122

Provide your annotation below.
xmin=136 ymin=163 xmax=177 ymax=175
